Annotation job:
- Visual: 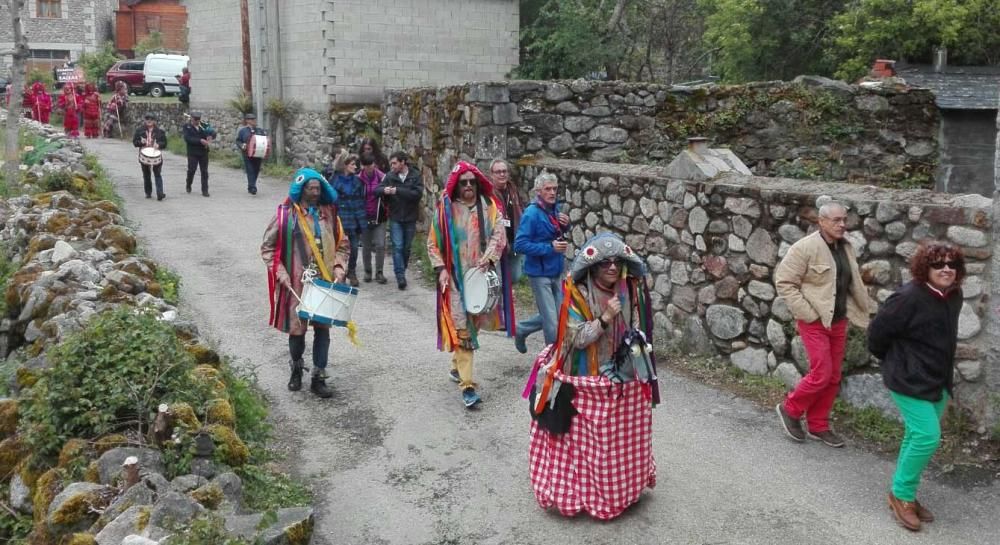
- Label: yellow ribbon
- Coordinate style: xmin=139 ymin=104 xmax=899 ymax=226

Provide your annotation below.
xmin=293 ymin=204 xmax=333 ymax=282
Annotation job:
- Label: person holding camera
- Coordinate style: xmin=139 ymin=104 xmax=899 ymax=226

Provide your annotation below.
xmin=359 ymin=153 xmax=388 ymax=283
xmin=513 ymin=171 xmax=570 ymax=354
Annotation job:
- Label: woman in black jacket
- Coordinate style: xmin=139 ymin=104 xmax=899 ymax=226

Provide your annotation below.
xmin=867 ymin=241 xmax=964 ymax=532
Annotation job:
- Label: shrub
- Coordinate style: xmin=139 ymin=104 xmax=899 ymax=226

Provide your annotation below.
xmin=228 ymin=89 xmax=254 ymax=116
xmin=18 ymin=307 xmax=213 ymax=459
xmin=26 ymin=68 xmax=55 ymax=88
xmin=77 ymin=42 xmax=123 ymax=85
xmin=155 ymin=266 xmax=181 ymax=305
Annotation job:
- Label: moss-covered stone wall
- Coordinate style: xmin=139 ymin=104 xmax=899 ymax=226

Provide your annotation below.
xmin=382 ymin=78 xmax=940 ymax=213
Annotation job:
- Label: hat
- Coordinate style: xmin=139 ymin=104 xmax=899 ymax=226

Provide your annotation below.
xmin=143 ymin=113 xmax=157 ymax=121
xmin=244 ymin=113 xmax=256 ymax=120
xmin=190 ymin=111 xmax=203 ymax=119
xmin=569 ymin=232 xmax=647 ymax=282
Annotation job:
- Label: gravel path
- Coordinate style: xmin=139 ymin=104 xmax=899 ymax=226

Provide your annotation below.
xmin=83 ymin=137 xmax=1000 ymax=545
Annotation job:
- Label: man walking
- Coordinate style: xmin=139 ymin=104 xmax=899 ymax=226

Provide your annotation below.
xmin=774 ymin=198 xmax=873 ymax=447
xmin=260 ymin=168 xmax=349 ymax=398
xmin=513 ymin=171 xmax=570 ymax=353
xmin=236 ymin=112 xmax=267 ymax=195
xmin=182 ymin=112 xmax=215 ymax=197
xmin=428 ymin=161 xmax=512 ymax=408
xmin=132 ymin=113 xmax=167 ymax=201
xmin=375 ymin=151 xmax=423 ymax=290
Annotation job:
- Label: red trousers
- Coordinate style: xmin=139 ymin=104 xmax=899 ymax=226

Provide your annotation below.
xmin=783 ymin=319 xmax=847 ymax=433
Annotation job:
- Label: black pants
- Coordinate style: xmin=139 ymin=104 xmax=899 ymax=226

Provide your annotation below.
xmin=141 ymin=163 xmax=164 ymax=197
xmin=289 ymin=327 xmax=330 ymax=371
xmin=186 ymin=153 xmax=209 ymax=193
xmin=242 ymin=156 xmax=262 ymax=190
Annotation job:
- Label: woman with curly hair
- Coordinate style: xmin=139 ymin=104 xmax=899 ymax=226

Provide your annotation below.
xmin=867 ymin=240 xmax=965 ymax=532
xmin=357 ymin=137 xmax=389 ymax=173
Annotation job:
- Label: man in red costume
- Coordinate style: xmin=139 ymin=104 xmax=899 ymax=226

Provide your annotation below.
xmin=81 ymin=83 xmax=102 ymax=138
xmin=57 ymin=83 xmax=80 ymax=137
xmin=30 ymin=82 xmax=52 ymax=123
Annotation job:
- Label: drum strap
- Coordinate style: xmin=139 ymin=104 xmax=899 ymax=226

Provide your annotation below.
xmin=293 ymin=204 xmax=333 ymax=282
xmin=475 ymin=197 xmax=488 ymax=255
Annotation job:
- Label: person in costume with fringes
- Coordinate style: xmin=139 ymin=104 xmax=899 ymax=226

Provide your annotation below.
xmin=260 ymin=168 xmax=349 ymax=399
xmin=525 ymin=232 xmax=659 ymax=520
xmin=427 ymin=161 xmax=515 ymax=409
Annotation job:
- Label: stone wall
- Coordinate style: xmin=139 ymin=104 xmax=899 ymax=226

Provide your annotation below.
xmin=521 ymin=157 xmax=997 ymax=427
xmin=123 ymin=102 xmax=382 ymax=168
xmin=0 ymin=0 xmax=116 ymax=73
xmin=382 ymin=78 xmax=941 ymax=211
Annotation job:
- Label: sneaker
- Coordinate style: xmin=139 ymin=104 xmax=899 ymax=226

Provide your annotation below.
xmin=914 ymin=500 xmax=934 ymax=523
xmin=888 ymin=493 xmax=921 ymax=531
xmin=448 ymin=369 xmax=460 ymax=383
xmin=514 ymin=333 xmax=527 ymax=354
xmin=462 ymin=387 xmax=481 ymax=408
xmin=806 ymin=429 xmax=845 ymax=448
xmin=776 ymin=403 xmax=805 ymax=442
xmin=375 ymin=272 xmax=387 ymax=284
xmin=363 ymin=271 xmax=372 ymax=283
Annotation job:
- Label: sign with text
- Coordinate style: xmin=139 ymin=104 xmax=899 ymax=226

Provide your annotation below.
xmin=55 ymin=67 xmax=84 ymax=83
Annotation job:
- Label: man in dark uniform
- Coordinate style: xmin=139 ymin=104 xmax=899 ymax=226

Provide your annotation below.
xmin=182 ymin=111 xmax=216 ymax=197
xmin=132 ymin=113 xmax=168 ymax=201
xmin=236 ymin=112 xmax=267 ymax=195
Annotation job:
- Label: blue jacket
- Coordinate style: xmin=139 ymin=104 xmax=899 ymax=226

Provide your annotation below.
xmin=514 ymin=201 xmax=565 ymax=278
xmin=331 ymin=174 xmax=367 ymax=231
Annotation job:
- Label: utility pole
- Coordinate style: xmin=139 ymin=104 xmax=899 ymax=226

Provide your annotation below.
xmin=4 ymin=0 xmax=28 ymax=180
xmin=240 ymin=0 xmax=253 ymax=98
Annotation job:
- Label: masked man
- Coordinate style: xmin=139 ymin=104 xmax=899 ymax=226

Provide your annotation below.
xmin=427 ymin=161 xmax=515 ymax=408
xmin=261 ymin=168 xmax=349 ymax=398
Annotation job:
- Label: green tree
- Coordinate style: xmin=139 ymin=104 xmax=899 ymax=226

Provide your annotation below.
xmin=135 ymin=30 xmax=166 ymax=58
xmin=77 ymin=41 xmax=123 ymax=85
xmin=829 ymin=0 xmax=1000 ymax=80
xmin=700 ymin=0 xmax=846 ymax=83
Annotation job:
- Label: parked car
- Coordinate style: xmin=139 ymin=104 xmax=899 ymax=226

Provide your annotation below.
xmin=143 ymin=54 xmax=189 ymax=98
xmin=105 ymin=60 xmax=145 ymax=94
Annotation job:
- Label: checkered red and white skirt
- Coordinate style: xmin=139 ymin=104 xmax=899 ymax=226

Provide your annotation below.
xmin=528 ymin=373 xmax=656 ymax=520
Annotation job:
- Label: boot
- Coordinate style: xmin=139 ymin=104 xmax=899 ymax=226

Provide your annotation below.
xmin=310 ymin=369 xmax=333 ymax=398
xmin=288 ymin=359 xmax=305 ymax=391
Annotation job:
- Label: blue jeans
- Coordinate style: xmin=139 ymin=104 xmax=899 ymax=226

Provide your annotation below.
xmin=517 ymin=275 xmax=562 ymax=345
xmin=345 ymin=226 xmax=363 ymax=274
xmin=389 ymin=220 xmax=416 ymax=281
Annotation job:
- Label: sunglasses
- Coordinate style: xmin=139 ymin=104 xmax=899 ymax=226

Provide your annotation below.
xmin=597 ymin=259 xmax=623 ymax=270
xmin=458 ymin=179 xmax=477 ymax=187
xmin=929 ymin=261 xmax=960 ymax=270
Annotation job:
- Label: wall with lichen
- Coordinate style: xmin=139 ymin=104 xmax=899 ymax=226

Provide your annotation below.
xmin=381 ymin=79 xmax=941 ymax=213
xmin=521 ymin=157 xmax=997 ymax=428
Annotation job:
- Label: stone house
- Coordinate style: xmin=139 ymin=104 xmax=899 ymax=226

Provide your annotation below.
xmin=0 ymin=0 xmax=118 ymax=75
xmin=897 ymin=63 xmax=1000 ymax=197
xmin=181 ymin=0 xmax=519 ymax=165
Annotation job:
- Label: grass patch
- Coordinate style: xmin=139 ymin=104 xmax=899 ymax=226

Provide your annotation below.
xmin=262 ymin=160 xmax=295 ymax=180
xmin=236 ymin=463 xmax=312 ymax=512
xmin=155 ymin=265 xmax=181 ymax=305
xmin=411 ymin=232 xmax=435 ymax=288
xmin=832 ymin=400 xmax=904 ymax=445
xmin=0 ymin=242 xmax=19 ymax=317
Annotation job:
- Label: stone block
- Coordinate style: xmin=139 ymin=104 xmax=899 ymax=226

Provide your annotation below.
xmin=466 ymin=83 xmax=509 ymax=103
xmin=731 ymin=347 xmax=768 ymax=375
xmin=705 ymin=305 xmax=747 ymax=340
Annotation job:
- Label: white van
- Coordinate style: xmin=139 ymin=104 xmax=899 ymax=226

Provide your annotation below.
xmin=143 ymin=54 xmax=189 ymax=98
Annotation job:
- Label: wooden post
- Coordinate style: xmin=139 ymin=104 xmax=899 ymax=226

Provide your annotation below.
xmin=3 ymin=0 xmax=28 ymax=181
xmin=122 ymin=456 xmax=140 ymax=489
xmin=240 ymin=0 xmax=253 ymax=98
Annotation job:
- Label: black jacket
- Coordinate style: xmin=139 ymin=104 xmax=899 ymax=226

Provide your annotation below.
xmin=867 ymin=281 xmax=962 ymax=401
xmin=374 ymin=167 xmax=423 ymax=223
xmin=182 ymin=122 xmax=216 ymax=156
xmin=132 ymin=126 xmax=167 ymax=150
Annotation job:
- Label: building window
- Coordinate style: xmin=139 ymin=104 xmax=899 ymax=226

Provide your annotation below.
xmin=30 ymin=49 xmax=70 ymax=61
xmin=37 ymin=0 xmax=61 ymax=19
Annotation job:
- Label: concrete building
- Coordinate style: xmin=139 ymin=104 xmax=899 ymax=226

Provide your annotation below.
xmin=183 ymin=0 xmax=520 ymax=110
xmin=0 ymin=0 xmax=117 ymax=74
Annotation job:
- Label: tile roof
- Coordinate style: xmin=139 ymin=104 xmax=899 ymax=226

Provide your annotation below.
xmin=897 ymin=65 xmax=1000 ymax=110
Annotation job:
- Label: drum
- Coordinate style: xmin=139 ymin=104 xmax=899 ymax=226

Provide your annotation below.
xmin=246 ymin=134 xmax=270 ymax=159
xmin=462 ymin=267 xmax=501 ymax=315
xmin=296 ymin=277 xmax=358 ymax=327
xmin=138 ymin=147 xmax=162 ymax=166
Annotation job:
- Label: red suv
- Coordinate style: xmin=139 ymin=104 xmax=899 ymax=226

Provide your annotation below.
xmin=105 ymin=60 xmax=145 ymax=93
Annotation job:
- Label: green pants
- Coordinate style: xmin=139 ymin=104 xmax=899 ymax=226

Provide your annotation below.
xmin=890 ymin=390 xmax=948 ymax=502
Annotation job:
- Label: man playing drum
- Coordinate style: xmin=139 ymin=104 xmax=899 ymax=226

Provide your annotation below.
xmin=427 ymin=161 xmax=515 ymax=408
xmin=132 ymin=113 xmax=167 ymax=201
xmin=260 ymin=168 xmax=349 ymax=398
xmin=236 ymin=112 xmax=267 ymax=195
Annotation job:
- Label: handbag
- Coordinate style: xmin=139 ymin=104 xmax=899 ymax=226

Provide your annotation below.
xmin=528 ymin=381 xmax=577 ymax=435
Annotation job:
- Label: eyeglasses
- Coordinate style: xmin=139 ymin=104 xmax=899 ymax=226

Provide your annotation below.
xmin=597 ymin=259 xmax=622 ymax=270
xmin=458 ymin=179 xmax=477 ymax=187
xmin=929 ymin=261 xmax=960 ymax=270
